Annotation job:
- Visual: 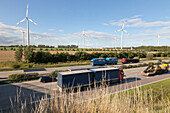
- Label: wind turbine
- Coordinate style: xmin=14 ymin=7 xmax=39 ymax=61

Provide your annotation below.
xmin=81 ymin=28 xmax=87 ymax=48
xmin=158 ymin=34 xmax=160 ymax=46
xmin=113 ymin=37 xmax=119 ymax=49
xmin=16 ymin=4 xmax=37 ymax=46
xmin=20 ymin=30 xmax=25 ymax=46
xmin=140 ymin=39 xmax=144 ymax=46
xmin=114 ymin=20 xmax=128 ymax=49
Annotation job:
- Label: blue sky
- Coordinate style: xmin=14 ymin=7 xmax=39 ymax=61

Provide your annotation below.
xmin=0 ymin=0 xmax=170 ymax=48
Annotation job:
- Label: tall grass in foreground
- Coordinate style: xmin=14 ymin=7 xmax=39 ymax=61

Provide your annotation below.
xmin=9 ymin=84 xmax=170 ymax=113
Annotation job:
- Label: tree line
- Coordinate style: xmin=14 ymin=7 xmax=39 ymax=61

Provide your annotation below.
xmin=15 ymin=46 xmax=170 ymax=63
xmin=58 ymin=45 xmax=78 ymax=48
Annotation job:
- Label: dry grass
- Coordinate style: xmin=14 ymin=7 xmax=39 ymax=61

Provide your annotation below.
xmin=0 ymin=51 xmax=16 ymax=62
xmin=9 ymin=82 xmax=170 ymax=113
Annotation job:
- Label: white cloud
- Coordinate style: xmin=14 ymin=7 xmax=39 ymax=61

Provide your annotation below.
xmin=58 ymin=29 xmax=64 ymax=32
xmin=131 ymin=15 xmax=143 ymax=18
xmin=106 ymin=15 xmax=170 ymax=28
xmin=0 ymin=21 xmax=169 ymax=47
xmin=48 ymin=29 xmax=55 ymax=31
xmin=0 ymin=22 xmax=62 ymax=46
xmin=103 ymin=23 xmax=109 ymax=26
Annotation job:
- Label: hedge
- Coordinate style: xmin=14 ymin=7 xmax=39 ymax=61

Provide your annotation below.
xmin=8 ymin=73 xmax=39 ymax=80
xmin=48 ymin=70 xmax=65 ymax=77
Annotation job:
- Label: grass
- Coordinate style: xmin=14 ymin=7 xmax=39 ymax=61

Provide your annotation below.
xmin=7 ymin=78 xmax=170 ymax=113
xmin=0 ymin=77 xmax=40 ymax=85
xmin=0 ymin=61 xmax=90 ymax=72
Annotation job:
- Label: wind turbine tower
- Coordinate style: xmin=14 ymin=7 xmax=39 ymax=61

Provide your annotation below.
xmin=16 ymin=4 xmax=37 ymax=46
xmin=21 ymin=31 xmax=25 ymax=46
xmin=114 ymin=20 xmax=128 ymax=49
xmin=158 ymin=34 xmax=160 ymax=46
xmin=81 ymin=28 xmax=87 ymax=48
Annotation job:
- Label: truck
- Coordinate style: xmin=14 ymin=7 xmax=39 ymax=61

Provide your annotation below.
xmin=91 ymin=58 xmax=118 ymax=66
xmin=57 ymin=67 xmax=124 ymax=91
xmin=121 ymin=58 xmax=139 ymax=64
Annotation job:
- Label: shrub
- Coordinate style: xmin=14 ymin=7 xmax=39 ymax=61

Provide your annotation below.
xmin=8 ymin=73 xmax=39 ymax=80
xmin=148 ymin=62 xmax=154 ymax=65
xmin=48 ymin=70 xmax=65 ymax=77
xmin=12 ymin=64 xmax=21 ymax=69
xmin=147 ymin=53 xmax=153 ymax=60
xmin=120 ymin=65 xmax=127 ymax=69
xmin=27 ymin=64 xmax=33 ymax=68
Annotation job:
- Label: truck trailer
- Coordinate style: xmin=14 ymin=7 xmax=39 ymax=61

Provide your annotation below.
xmin=121 ymin=58 xmax=139 ymax=64
xmin=91 ymin=58 xmax=118 ymax=66
xmin=57 ymin=67 xmax=124 ymax=90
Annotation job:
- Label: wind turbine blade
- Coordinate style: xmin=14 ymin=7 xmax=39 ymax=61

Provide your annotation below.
xmin=114 ymin=29 xmax=121 ymax=32
xmin=28 ymin=18 xmax=38 ymax=25
xmin=16 ymin=18 xmax=26 ymax=25
xmin=122 ymin=21 xmax=125 ymax=29
xmin=123 ymin=30 xmax=128 ymax=34
xmin=26 ymin=4 xmax=28 ymax=17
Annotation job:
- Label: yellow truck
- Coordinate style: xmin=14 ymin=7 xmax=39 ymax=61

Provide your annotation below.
xmin=142 ymin=62 xmax=169 ymax=76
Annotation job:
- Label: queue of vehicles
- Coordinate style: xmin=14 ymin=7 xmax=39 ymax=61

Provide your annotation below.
xmin=91 ymin=57 xmax=140 ymax=66
xmin=39 ymin=58 xmax=169 ymax=91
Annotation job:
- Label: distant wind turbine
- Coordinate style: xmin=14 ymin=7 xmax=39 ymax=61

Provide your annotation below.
xmin=114 ymin=20 xmax=128 ymax=49
xmin=158 ymin=34 xmax=160 ymax=46
xmin=16 ymin=4 xmax=37 ymax=46
xmin=113 ymin=37 xmax=119 ymax=49
xmin=140 ymin=39 xmax=144 ymax=46
xmin=81 ymin=28 xmax=87 ymax=48
xmin=20 ymin=30 xmax=25 ymax=46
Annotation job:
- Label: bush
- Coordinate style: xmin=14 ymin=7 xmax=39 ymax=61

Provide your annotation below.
xmin=147 ymin=53 xmax=153 ymax=60
xmin=27 ymin=64 xmax=33 ymax=68
xmin=12 ymin=64 xmax=21 ymax=69
xmin=8 ymin=73 xmax=39 ymax=80
xmin=148 ymin=62 xmax=154 ymax=65
xmin=119 ymin=65 xmax=127 ymax=69
xmin=48 ymin=70 xmax=65 ymax=77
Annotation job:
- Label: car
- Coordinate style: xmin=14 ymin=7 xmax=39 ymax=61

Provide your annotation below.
xmin=39 ymin=76 xmax=57 ymax=83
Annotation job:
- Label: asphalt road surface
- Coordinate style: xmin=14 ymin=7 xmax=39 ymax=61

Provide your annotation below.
xmin=0 ymin=59 xmax=169 ymax=80
xmin=0 ymin=66 xmax=170 ymax=111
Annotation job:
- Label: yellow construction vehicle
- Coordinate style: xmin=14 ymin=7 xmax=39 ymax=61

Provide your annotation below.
xmin=142 ymin=62 xmax=169 ymax=76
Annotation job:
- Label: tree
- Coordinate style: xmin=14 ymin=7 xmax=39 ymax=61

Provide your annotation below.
xmin=24 ymin=46 xmax=33 ymax=63
xmin=15 ymin=46 xmax=23 ymax=62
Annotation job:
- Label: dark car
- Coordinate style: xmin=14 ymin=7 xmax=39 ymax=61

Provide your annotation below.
xmin=39 ymin=76 xmax=57 ymax=83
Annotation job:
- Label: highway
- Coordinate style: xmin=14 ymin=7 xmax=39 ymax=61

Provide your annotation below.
xmin=0 ymin=59 xmax=169 ymax=80
xmin=0 ymin=66 xmax=170 ymax=111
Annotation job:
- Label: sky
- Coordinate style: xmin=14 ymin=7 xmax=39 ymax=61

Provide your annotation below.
xmin=0 ymin=0 xmax=170 ymax=48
